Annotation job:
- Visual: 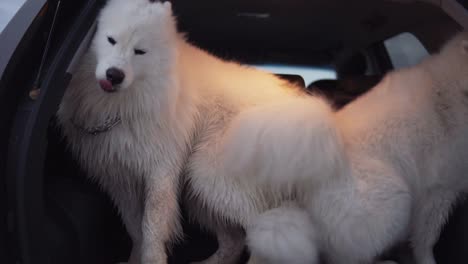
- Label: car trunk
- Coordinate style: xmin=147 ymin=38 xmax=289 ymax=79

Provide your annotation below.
xmin=3 ymin=0 xmax=468 ymax=263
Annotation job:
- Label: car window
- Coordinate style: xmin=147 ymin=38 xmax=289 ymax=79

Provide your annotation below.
xmin=383 ymin=32 xmax=429 ymax=69
xmin=0 ymin=0 xmax=27 ymax=33
xmin=253 ymin=64 xmax=337 ymax=87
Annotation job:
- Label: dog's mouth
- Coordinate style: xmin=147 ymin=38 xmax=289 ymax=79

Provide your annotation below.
xmin=99 ymin=79 xmax=117 ymax=93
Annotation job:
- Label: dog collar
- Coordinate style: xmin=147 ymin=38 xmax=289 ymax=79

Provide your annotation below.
xmin=71 ymin=116 xmax=121 ymax=136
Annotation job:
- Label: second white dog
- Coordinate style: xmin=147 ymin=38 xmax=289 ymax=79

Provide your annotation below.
xmin=247 ymin=32 xmax=468 ymax=264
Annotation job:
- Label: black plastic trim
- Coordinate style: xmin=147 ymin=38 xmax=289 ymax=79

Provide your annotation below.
xmin=6 ymin=0 xmax=103 ymax=263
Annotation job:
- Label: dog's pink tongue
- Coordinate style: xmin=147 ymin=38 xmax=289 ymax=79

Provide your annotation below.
xmin=99 ymin=79 xmax=115 ymax=92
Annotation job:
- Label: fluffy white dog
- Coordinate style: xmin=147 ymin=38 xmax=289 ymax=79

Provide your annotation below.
xmin=247 ymin=32 xmax=468 ymax=264
xmin=57 ymin=0 xmax=341 ymax=263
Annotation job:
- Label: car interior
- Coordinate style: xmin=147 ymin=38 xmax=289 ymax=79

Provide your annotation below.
xmin=4 ymin=0 xmax=468 ymax=263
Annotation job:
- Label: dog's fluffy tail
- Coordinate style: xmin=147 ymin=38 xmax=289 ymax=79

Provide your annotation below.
xmin=246 ymin=204 xmax=318 ymax=264
xmin=222 ymin=96 xmax=346 ymax=192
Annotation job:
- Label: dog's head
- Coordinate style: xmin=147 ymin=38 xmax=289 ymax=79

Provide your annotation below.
xmin=436 ymin=31 xmax=468 ymax=69
xmin=92 ymin=0 xmax=175 ymax=93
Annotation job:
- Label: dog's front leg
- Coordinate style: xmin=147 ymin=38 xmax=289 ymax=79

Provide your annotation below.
xmin=107 ymin=181 xmax=145 ymax=264
xmin=141 ymin=172 xmax=181 ymax=264
xmin=115 ymin=196 xmax=143 ymax=264
xmin=118 ymin=191 xmax=144 ymax=264
xmin=411 ymin=190 xmax=457 ymax=264
xmin=191 ymin=225 xmax=245 ymax=264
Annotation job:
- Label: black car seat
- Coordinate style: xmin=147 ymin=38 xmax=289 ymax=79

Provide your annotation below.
xmin=306 ymin=52 xmax=382 ymax=109
xmin=308 ymin=75 xmax=382 ymax=109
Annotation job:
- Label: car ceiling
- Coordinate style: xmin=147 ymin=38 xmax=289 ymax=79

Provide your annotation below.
xmin=172 ymin=0 xmax=460 ymax=64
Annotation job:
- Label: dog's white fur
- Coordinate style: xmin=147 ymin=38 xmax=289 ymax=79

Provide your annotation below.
xmin=246 ymin=203 xmax=317 ymax=264
xmin=57 ymin=0 xmax=341 ymax=263
xmin=247 ymin=32 xmax=468 ymax=264
xmin=59 ymin=1 xmax=188 ymax=263
xmin=58 ymin=0 xmax=468 ymax=262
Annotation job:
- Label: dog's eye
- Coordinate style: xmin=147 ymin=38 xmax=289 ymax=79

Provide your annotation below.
xmin=134 ymin=49 xmax=147 ymax=55
xmin=107 ymin=36 xmax=116 ymax=45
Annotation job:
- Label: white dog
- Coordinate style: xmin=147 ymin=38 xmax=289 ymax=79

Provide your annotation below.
xmin=57 ymin=0 xmax=342 ymax=263
xmin=246 ymin=32 xmax=468 ymax=264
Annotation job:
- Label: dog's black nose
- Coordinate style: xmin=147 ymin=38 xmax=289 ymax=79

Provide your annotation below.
xmin=106 ymin=68 xmax=125 ymax=85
